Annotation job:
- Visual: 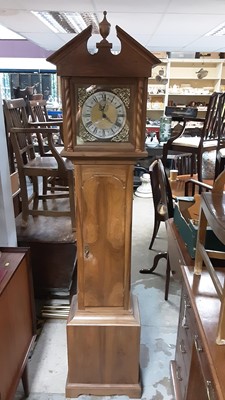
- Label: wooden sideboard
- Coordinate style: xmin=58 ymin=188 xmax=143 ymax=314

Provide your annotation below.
xmin=0 ymin=247 xmax=36 ymax=400
xmin=168 ymin=218 xmax=225 ymax=399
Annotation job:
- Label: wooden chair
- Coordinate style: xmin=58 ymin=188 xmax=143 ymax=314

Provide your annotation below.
xmin=184 ymin=93 xmax=225 ymax=196
xmin=139 ymin=159 xmax=173 ymax=300
xmin=148 ymin=159 xmax=173 ymax=249
xmin=162 ymin=92 xmax=223 ymax=184
xmin=27 ymin=99 xmax=63 ymax=146
xmin=3 ymin=98 xmax=75 ymax=231
xmin=215 ymin=93 xmax=225 ymax=177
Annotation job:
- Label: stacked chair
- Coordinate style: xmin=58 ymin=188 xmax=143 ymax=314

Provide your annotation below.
xmin=3 ymin=98 xmax=75 ymax=231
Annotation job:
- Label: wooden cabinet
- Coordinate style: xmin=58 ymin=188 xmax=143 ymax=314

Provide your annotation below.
xmin=168 ymin=221 xmax=225 ymax=400
xmin=0 ymin=247 xmax=36 ymax=400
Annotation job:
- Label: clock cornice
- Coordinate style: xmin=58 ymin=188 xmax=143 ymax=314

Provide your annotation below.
xmin=47 ymin=17 xmax=160 ymax=78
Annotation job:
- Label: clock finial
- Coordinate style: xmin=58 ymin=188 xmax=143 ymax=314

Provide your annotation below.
xmin=96 ymin=11 xmax=112 ymax=49
xmin=99 ymin=11 xmax=111 ymax=40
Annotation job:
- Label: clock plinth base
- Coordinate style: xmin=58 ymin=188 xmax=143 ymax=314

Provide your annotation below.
xmin=66 ymin=295 xmax=142 ymax=399
xmin=66 ymin=381 xmax=141 ymax=398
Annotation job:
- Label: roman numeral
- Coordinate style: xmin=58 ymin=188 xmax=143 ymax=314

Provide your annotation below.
xmin=85 ymin=121 xmax=93 ymax=128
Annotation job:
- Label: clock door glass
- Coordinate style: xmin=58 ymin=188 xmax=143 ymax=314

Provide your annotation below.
xmin=81 ymin=91 xmax=126 ymax=140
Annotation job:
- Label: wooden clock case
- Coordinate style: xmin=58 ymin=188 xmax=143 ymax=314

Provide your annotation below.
xmin=47 ymin=12 xmax=160 ymax=398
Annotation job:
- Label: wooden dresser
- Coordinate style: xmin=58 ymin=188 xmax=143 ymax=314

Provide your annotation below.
xmin=168 ymin=218 xmax=225 ymax=399
xmin=0 ymin=247 xmax=36 ymax=400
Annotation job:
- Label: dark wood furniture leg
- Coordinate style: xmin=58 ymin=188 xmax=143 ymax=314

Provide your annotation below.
xmin=139 ymin=252 xmax=170 ymax=300
xmin=22 ymin=365 xmax=29 ymax=397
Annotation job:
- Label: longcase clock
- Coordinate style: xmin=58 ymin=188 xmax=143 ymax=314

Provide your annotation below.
xmin=47 ymin=11 xmax=160 ymax=398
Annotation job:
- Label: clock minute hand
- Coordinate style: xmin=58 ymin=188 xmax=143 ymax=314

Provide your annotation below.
xmin=99 ymin=101 xmax=106 ymax=112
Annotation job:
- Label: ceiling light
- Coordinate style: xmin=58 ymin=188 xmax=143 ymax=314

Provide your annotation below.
xmin=0 ymin=24 xmax=25 ymax=40
xmin=31 ymin=11 xmax=99 ymax=35
xmin=206 ymin=23 xmax=225 ymax=36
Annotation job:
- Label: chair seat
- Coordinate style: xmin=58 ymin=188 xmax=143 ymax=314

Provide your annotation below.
xmin=24 ymin=156 xmax=74 ymax=172
xmin=25 ymin=156 xmax=59 ymax=171
xmin=218 ymin=148 xmax=225 ymax=157
xmin=173 ymin=136 xmax=200 ymax=147
xmin=173 ymin=136 xmax=217 ymax=149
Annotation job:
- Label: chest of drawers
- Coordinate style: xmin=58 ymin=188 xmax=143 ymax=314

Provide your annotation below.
xmin=168 ymin=217 xmax=225 ymax=399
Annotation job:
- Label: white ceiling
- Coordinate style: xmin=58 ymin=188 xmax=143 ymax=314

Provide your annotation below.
xmin=1 ymin=0 xmax=225 ymax=54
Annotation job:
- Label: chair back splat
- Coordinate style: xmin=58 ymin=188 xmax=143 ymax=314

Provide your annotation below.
xmin=149 ymin=159 xmax=173 ymax=249
xmin=215 ymin=92 xmax=225 ymax=178
xmin=140 ymin=159 xmax=173 ymax=300
xmin=28 ymin=99 xmax=64 ymax=145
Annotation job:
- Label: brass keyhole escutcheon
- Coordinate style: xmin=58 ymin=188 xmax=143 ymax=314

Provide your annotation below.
xmin=84 ymin=244 xmax=90 ymax=258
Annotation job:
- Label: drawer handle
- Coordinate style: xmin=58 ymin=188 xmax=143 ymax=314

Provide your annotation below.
xmin=179 ymin=339 xmax=186 ymax=354
xmin=182 ymin=297 xmax=191 ymax=329
xmin=184 ymin=297 xmax=191 ymax=308
xmin=194 ymin=335 xmax=203 ymax=352
xmin=182 ymin=317 xmax=189 ymax=329
xmin=176 ymin=366 xmax=183 ymax=381
xmin=206 ymin=380 xmax=216 ymax=400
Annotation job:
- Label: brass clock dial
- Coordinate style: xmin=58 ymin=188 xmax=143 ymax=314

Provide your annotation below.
xmin=81 ymin=90 xmax=127 ymax=140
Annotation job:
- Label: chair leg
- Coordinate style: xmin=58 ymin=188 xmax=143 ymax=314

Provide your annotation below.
xmin=164 ymin=256 xmax=171 ymax=301
xmin=197 ymin=152 xmax=203 ymax=183
xmin=22 ymin=364 xmax=29 ymax=397
xmin=42 ymin=177 xmax=48 ymax=195
xmin=139 ymin=252 xmax=167 ymax=274
xmin=139 ymin=252 xmax=170 ymax=300
xmin=20 ymin=174 xmax=30 ymax=228
xmin=149 ymin=218 xmax=161 ymax=249
xmin=32 ymin=176 xmax=40 ymax=210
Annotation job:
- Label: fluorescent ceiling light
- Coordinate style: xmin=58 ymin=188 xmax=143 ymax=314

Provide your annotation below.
xmin=31 ymin=11 xmax=99 ymax=34
xmin=0 ymin=24 xmax=25 ymax=40
xmin=206 ymin=22 xmax=225 ymax=36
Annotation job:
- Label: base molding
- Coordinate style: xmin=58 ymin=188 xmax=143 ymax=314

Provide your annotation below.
xmin=66 ymin=381 xmax=142 ymax=398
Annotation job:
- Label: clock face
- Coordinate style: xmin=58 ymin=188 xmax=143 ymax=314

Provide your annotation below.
xmin=81 ymin=91 xmax=127 ymax=140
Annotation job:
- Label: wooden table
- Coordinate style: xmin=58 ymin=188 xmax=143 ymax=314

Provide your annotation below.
xmin=144 ymin=146 xmax=193 ymax=174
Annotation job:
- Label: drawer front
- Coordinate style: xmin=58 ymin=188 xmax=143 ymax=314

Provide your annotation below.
xmin=179 ymin=289 xmax=194 ymax=353
xmin=174 ymin=287 xmax=194 ymax=398
xmin=192 ymin=334 xmax=219 ymax=400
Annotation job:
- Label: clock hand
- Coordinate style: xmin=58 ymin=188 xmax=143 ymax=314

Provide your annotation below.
xmin=102 ymin=113 xmax=113 ymax=124
xmin=99 ymin=101 xmax=106 ymax=112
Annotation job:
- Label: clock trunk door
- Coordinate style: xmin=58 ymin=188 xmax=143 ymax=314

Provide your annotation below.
xmin=76 ymin=164 xmax=133 ymax=309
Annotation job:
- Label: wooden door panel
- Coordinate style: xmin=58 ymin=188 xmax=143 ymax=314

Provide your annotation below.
xmin=83 ymin=173 xmax=125 ymax=307
xmin=76 ymin=164 xmax=132 ymax=308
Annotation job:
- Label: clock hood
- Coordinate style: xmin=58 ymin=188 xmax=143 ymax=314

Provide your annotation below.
xmin=47 ymin=13 xmax=160 ymax=78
